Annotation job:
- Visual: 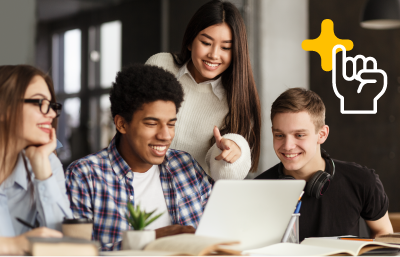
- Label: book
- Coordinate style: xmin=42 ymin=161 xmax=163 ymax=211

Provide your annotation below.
xmin=243 ymin=237 xmax=400 ymax=256
xmin=375 ymin=233 xmax=400 ymax=244
xmin=101 ymin=234 xmax=241 ymax=256
xmin=28 ymin=236 xmax=99 ymax=256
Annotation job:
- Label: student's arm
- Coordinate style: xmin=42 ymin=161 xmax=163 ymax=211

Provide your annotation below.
xmin=0 ymin=237 xmax=24 ymax=255
xmin=155 ymin=225 xmax=196 ymax=238
xmin=205 ymin=132 xmax=251 ymax=181
xmin=192 ymin=155 xmax=214 ymax=210
xmin=145 ymin=53 xmax=177 ymax=74
xmin=33 ymin=153 xmax=73 ymax=231
xmin=0 ymin=227 xmax=62 ymax=255
xmin=366 ymin=211 xmax=393 ymax=238
xmin=362 ymin=168 xmax=392 ymax=238
xmin=65 ymin=163 xmax=94 ymax=221
xmin=25 ymin=129 xmax=72 ymax=230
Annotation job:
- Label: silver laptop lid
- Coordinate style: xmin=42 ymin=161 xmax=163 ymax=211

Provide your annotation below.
xmin=195 ymin=180 xmax=305 ymax=250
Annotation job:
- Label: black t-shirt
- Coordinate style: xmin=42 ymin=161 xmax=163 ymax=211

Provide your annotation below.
xmin=255 ymin=159 xmax=389 ymax=241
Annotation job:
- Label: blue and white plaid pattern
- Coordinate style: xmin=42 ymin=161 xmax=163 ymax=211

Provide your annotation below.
xmin=65 ymin=136 xmax=214 ymax=251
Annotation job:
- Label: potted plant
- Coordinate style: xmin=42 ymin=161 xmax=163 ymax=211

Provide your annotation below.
xmin=122 ymin=202 xmax=164 ymax=250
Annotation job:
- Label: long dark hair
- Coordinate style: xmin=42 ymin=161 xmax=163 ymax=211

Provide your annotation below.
xmin=0 ymin=65 xmax=57 ymax=184
xmin=172 ymin=0 xmax=261 ymax=172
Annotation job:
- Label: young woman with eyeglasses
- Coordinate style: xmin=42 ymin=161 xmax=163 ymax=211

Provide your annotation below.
xmin=0 ymin=65 xmax=72 ymax=255
xmin=146 ymin=0 xmax=261 ymax=180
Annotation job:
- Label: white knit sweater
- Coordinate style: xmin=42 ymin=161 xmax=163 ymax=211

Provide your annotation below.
xmin=145 ymin=53 xmax=251 ymax=180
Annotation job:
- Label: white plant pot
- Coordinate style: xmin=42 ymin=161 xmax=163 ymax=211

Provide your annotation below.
xmin=121 ymin=230 xmax=156 ymax=250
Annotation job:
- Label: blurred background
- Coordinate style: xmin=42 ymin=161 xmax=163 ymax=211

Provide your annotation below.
xmin=1 ymin=0 xmax=400 ymax=214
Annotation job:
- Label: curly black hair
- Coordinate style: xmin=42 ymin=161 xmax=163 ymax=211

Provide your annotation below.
xmin=110 ymin=64 xmax=184 ymax=129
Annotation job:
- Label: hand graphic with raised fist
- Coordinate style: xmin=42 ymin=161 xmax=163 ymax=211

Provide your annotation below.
xmin=332 ymin=44 xmax=387 ymax=114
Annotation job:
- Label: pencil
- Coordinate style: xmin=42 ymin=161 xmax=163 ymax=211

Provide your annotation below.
xmin=16 ymin=217 xmax=35 ymax=229
xmin=339 ymin=238 xmax=374 ymax=242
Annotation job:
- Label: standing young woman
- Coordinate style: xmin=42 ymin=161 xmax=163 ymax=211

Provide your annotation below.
xmin=0 ymin=65 xmax=72 ymax=255
xmin=146 ymin=0 xmax=261 ymax=180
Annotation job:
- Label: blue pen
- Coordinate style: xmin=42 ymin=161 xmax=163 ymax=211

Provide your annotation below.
xmin=294 ymin=201 xmax=302 ymax=214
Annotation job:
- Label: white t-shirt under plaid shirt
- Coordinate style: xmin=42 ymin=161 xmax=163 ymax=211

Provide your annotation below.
xmin=65 ymin=135 xmax=214 ymax=251
xmin=132 ymin=165 xmax=172 ymax=229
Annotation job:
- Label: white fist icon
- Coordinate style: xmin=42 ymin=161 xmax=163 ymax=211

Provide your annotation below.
xmin=332 ymin=44 xmax=387 ymax=114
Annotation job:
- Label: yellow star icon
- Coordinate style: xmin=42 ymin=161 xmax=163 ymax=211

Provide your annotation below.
xmin=302 ymin=19 xmax=354 ymax=72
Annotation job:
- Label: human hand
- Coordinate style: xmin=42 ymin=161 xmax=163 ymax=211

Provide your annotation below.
xmin=332 ymin=45 xmax=387 ymax=114
xmin=155 ymin=225 xmax=195 ymax=239
xmin=22 ymin=226 xmax=63 ymax=238
xmin=25 ymin=128 xmax=57 ymax=180
xmin=213 ymin=126 xmax=241 ymax=164
xmin=10 ymin=227 xmax=62 ymax=255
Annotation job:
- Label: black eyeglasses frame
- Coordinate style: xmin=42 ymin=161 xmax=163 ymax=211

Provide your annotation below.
xmin=23 ymin=99 xmax=63 ymax=118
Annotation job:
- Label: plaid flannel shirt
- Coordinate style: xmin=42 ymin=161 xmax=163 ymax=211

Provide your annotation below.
xmin=65 ymin=136 xmax=214 ymax=251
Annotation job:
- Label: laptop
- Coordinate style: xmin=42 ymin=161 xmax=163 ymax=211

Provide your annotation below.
xmin=195 ymin=180 xmax=305 ymax=250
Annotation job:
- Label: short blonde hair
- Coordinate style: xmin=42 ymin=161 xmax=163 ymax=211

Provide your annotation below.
xmin=271 ymin=88 xmax=326 ymax=132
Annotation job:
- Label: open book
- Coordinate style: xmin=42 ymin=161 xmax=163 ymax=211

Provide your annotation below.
xmin=243 ymin=238 xmax=400 ymax=256
xmin=102 ymin=234 xmax=241 ymax=256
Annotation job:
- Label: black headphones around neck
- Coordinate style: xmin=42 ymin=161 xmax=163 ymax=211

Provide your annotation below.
xmin=278 ymin=149 xmax=335 ymax=199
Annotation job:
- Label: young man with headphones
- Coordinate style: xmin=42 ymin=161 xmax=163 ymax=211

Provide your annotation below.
xmin=255 ymin=88 xmax=393 ymax=241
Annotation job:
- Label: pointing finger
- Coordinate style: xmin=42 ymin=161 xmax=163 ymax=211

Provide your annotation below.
xmin=213 ymin=126 xmax=223 ymax=149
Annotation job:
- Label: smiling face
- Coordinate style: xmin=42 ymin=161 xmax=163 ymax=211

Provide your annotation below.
xmin=21 ymin=75 xmax=56 ymax=147
xmin=272 ymin=111 xmax=329 ymax=179
xmin=187 ymin=22 xmax=233 ymax=83
xmin=116 ymin=100 xmax=177 ymax=173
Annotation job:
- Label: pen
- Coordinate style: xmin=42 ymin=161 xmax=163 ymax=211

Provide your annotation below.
xmin=16 ymin=217 xmax=35 ymax=229
xmin=294 ymin=201 xmax=302 ymax=214
xmin=298 ymin=191 xmax=304 ymax=201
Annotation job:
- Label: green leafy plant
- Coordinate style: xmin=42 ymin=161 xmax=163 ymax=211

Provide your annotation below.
xmin=125 ymin=202 xmax=164 ymax=230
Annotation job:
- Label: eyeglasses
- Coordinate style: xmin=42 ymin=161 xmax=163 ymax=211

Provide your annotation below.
xmin=23 ymin=99 xmax=63 ymax=118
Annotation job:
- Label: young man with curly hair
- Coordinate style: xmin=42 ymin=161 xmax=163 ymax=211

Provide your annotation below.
xmin=255 ymin=88 xmax=393 ymax=241
xmin=65 ymin=64 xmax=214 ymax=251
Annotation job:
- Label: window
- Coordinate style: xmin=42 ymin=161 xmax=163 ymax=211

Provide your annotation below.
xmin=52 ymin=21 xmax=121 ymax=166
xmin=100 ymin=21 xmax=121 ymax=88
